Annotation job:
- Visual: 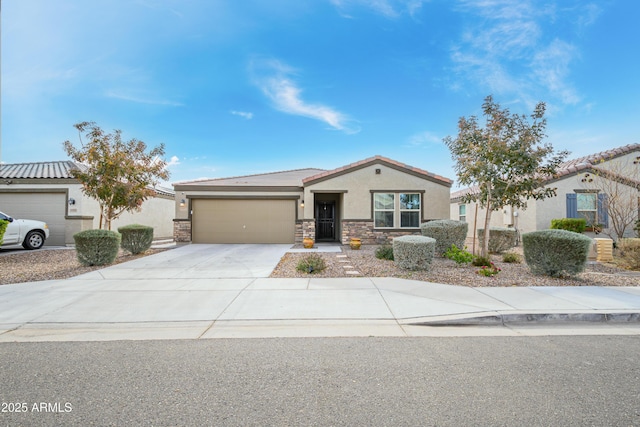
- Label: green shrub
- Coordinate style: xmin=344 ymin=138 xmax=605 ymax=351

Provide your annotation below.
xmin=550 ymin=218 xmax=587 ymax=234
xmin=472 ymin=256 xmax=492 ymax=267
xmin=375 ymin=244 xmax=394 ymax=261
xmin=502 ymin=252 xmax=522 ymax=263
xmin=0 ymin=219 xmax=8 ymax=246
xmin=393 ymin=235 xmax=436 ymax=271
xmin=74 ymin=229 xmax=121 ymax=266
xmin=617 ymin=238 xmax=640 ymax=270
xmin=118 ymin=224 xmax=154 ymax=255
xmin=420 ymin=220 xmax=468 ymax=256
xmin=477 ymin=227 xmax=517 ymax=253
xmin=477 ymin=262 xmax=501 ymax=277
xmin=296 ymin=253 xmax=327 ymax=274
xmin=522 ymin=229 xmax=592 ymax=277
xmin=444 ymin=244 xmax=474 ymax=265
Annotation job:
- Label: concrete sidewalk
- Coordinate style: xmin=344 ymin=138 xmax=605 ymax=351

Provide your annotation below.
xmin=1 ymin=244 xmax=640 ymax=341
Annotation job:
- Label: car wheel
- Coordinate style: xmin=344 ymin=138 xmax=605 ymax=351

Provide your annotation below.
xmin=23 ymin=231 xmax=45 ymax=250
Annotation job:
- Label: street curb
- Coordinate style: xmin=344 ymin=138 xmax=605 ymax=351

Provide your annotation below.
xmin=404 ymin=311 xmax=640 ymax=326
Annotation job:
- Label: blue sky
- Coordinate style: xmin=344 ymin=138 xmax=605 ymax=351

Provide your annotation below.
xmin=2 ymin=0 xmax=639 ymax=188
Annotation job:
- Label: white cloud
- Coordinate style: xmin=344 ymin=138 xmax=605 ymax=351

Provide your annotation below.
xmin=531 ymin=39 xmax=581 ymax=105
xmin=250 ymin=58 xmax=360 ymax=134
xmin=166 ymin=155 xmax=180 ymax=167
xmin=330 ymin=0 xmax=429 ymax=19
xmin=230 ymin=110 xmax=254 ymax=120
xmin=450 ymin=0 xmax=590 ymax=107
xmin=576 ymin=3 xmax=602 ymax=28
xmin=105 ymin=90 xmax=184 ymax=107
xmin=407 ymin=131 xmax=442 ymax=147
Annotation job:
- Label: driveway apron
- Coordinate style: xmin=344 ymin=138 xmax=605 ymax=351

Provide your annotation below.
xmin=0 ymin=244 xmax=293 ymax=327
xmin=1 ymin=244 xmax=640 ymax=341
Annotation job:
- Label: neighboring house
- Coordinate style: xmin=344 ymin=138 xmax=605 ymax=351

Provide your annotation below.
xmin=0 ymin=161 xmax=175 ymax=246
xmin=450 ymin=144 xmax=640 ymax=242
xmin=173 ymin=155 xmax=452 ymax=245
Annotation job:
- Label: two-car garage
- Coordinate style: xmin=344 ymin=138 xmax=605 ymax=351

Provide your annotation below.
xmin=191 ymin=198 xmax=297 ymax=244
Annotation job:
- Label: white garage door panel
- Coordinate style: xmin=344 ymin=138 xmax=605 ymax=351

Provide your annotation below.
xmin=192 ymin=199 xmax=295 ymax=244
xmin=0 ymin=193 xmax=66 ymax=246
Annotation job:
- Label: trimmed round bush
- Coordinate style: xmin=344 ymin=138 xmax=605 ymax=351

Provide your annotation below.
xmin=477 ymin=227 xmax=517 ymax=253
xmin=522 ymin=229 xmax=592 ymax=277
xmin=74 ymin=229 xmax=121 ymax=266
xmin=393 ymin=235 xmax=436 ymax=271
xmin=420 ymin=220 xmax=468 ymax=256
xmin=118 ymin=224 xmax=154 ymax=255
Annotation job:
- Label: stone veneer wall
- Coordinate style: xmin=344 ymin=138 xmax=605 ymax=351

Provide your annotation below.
xmin=295 ymin=219 xmax=316 ymax=243
xmin=341 ymin=220 xmax=421 ymax=245
xmin=173 ymin=219 xmax=192 ymax=242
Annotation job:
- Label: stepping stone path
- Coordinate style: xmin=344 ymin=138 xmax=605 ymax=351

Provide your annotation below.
xmin=336 ymin=254 xmax=361 ymax=276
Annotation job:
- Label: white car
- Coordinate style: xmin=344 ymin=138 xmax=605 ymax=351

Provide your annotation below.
xmin=0 ymin=211 xmax=50 ymax=250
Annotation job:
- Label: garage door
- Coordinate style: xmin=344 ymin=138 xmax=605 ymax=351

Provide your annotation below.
xmin=0 ymin=192 xmax=66 ymax=246
xmin=192 ymin=199 xmax=296 ymax=244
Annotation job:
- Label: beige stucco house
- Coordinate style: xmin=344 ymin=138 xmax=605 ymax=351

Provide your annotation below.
xmin=0 ymin=161 xmax=175 ymax=246
xmin=173 ymin=155 xmax=453 ymax=245
xmin=450 ymin=144 xmax=640 ymax=244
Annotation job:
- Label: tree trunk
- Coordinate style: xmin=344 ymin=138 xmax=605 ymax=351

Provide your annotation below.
xmin=481 ymin=190 xmax=493 ymax=258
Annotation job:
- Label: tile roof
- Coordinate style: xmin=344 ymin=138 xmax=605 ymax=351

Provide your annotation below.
xmin=174 ymin=168 xmax=326 ymax=188
xmin=450 ymin=185 xmax=479 ymax=201
xmin=0 ymin=160 xmax=175 ymax=196
xmin=558 ymin=143 xmax=640 ymax=170
xmin=0 ymin=160 xmax=83 ymax=179
xmin=302 ymin=155 xmax=453 ymax=186
xmin=450 ymin=143 xmax=640 ymax=200
xmin=153 ymin=186 xmax=175 ymax=197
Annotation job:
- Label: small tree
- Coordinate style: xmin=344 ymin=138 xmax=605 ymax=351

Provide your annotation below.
xmin=444 ymin=95 xmax=569 ymax=257
xmin=63 ymin=122 xmax=170 ymax=230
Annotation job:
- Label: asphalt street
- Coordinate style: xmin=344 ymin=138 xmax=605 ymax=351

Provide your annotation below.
xmin=1 ymin=336 xmax=639 ymax=426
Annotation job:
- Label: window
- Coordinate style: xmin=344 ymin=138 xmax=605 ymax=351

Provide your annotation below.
xmin=566 ymin=192 xmax=609 ymax=227
xmin=374 ymin=192 xmax=421 ymax=228
xmin=374 ymin=193 xmax=395 ymax=228
xmin=459 ymin=204 xmax=466 ymax=222
xmin=400 ymin=193 xmax=420 ymax=227
xmin=577 ymin=193 xmax=597 ymax=225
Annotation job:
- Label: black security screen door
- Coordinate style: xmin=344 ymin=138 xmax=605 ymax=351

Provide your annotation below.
xmin=315 ymin=201 xmax=335 ymax=240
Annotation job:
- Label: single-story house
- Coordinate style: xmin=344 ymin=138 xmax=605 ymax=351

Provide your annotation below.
xmin=450 ymin=144 xmax=640 ymax=243
xmin=0 ymin=161 xmax=175 ymax=246
xmin=173 ymin=155 xmax=453 ymax=245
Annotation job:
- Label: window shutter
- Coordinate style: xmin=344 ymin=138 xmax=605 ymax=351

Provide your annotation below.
xmin=598 ymin=193 xmax=609 ymax=227
xmin=566 ymin=194 xmax=578 ymax=218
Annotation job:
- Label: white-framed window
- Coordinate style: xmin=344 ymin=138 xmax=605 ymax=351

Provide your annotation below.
xmin=459 ymin=204 xmax=466 ymax=222
xmin=374 ymin=193 xmax=395 ymax=228
xmin=577 ymin=193 xmax=597 ymax=225
xmin=374 ymin=192 xmax=421 ymax=228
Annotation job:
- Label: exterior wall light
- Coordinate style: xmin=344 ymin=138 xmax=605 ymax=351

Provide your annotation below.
xmin=68 ymin=198 xmax=76 ymax=205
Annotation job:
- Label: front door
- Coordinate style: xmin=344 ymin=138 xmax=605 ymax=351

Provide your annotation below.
xmin=315 ymin=201 xmax=335 ymax=241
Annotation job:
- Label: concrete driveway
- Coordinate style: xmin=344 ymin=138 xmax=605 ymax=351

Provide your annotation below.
xmin=77 ymin=243 xmax=292 ymax=279
xmin=1 ymin=243 xmax=640 ymax=341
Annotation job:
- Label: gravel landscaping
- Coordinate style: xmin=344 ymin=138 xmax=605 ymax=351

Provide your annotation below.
xmin=0 ymin=247 xmax=171 ymax=285
xmin=3 ymin=244 xmax=639 ymax=287
xmin=270 ymin=245 xmax=640 ymax=287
